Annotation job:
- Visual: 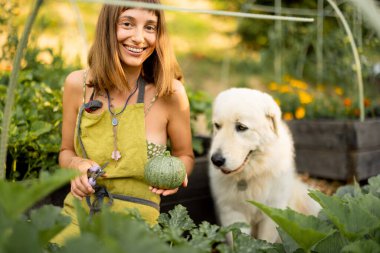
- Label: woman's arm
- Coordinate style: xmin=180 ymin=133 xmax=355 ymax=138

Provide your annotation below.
xmin=59 ymin=70 xmax=97 ymax=199
xmin=150 ymin=79 xmax=195 ymax=196
xmin=166 ymin=80 xmax=195 ymax=176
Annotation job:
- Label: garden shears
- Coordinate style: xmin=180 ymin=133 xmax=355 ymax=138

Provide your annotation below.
xmin=87 ymin=162 xmax=109 ymax=187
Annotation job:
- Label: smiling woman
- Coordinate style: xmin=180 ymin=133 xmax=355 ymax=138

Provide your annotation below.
xmin=51 ymin=0 xmax=194 ymax=245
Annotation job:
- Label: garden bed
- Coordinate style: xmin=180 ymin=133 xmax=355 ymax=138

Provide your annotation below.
xmin=287 ymin=119 xmax=380 ymax=181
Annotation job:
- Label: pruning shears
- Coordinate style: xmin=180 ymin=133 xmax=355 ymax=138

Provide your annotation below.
xmin=87 ymin=162 xmax=109 ymax=187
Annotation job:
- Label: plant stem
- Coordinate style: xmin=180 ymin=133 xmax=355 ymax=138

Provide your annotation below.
xmin=0 ymin=0 xmax=44 ymax=180
xmin=326 ymin=0 xmax=365 ymax=122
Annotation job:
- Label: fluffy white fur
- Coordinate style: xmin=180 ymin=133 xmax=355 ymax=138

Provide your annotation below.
xmin=208 ymin=88 xmax=320 ymax=243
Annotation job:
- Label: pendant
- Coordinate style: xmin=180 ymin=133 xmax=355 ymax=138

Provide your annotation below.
xmin=237 ymin=179 xmax=248 ymax=191
xmin=112 ymin=150 xmax=121 ymax=161
xmin=112 ymin=117 xmax=118 ymax=126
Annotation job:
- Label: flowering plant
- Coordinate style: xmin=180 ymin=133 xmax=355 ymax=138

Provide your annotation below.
xmin=267 ymin=76 xmax=379 ymax=120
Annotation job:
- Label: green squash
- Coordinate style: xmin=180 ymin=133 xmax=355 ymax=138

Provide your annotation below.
xmin=144 ymin=153 xmax=186 ymax=189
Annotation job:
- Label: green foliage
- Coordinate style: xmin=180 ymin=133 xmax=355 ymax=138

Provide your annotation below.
xmin=0 ymin=170 xmax=76 ymax=253
xmin=0 ymin=169 xmax=77 ymax=220
xmin=0 ymin=41 xmax=77 ymax=180
xmin=1 ymin=172 xmax=380 ymax=252
xmin=249 ymin=174 xmax=380 ymax=253
xmin=187 ymin=88 xmax=212 ymax=155
xmin=249 ymin=201 xmax=335 ymax=252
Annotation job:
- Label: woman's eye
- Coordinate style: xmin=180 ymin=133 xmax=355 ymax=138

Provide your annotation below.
xmin=235 ymin=123 xmax=248 ymax=132
xmin=122 ymin=22 xmax=132 ymax=28
xmin=214 ymin=123 xmax=221 ymax=130
xmin=145 ymin=25 xmax=157 ymax=32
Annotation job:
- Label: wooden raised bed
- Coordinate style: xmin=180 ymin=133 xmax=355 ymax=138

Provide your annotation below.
xmin=286 ymin=119 xmax=380 ymax=181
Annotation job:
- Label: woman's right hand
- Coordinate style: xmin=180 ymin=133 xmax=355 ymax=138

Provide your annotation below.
xmin=69 ymin=158 xmax=98 ymax=199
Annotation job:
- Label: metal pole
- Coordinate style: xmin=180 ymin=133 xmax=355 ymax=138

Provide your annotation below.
xmin=0 ymin=0 xmax=44 ymax=179
xmin=316 ymin=0 xmax=324 ymax=85
xmin=274 ymin=0 xmax=282 ymax=83
xmin=326 ymin=0 xmax=365 ymax=121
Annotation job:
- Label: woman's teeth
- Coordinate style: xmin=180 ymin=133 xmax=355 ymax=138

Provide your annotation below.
xmin=127 ymin=46 xmax=143 ymax=53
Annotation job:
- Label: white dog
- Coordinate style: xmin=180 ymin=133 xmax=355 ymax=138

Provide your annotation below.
xmin=208 ymin=88 xmax=320 ymax=243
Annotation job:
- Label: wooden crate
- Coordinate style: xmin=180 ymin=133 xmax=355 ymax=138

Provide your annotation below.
xmin=286 ymin=119 xmax=380 ymax=181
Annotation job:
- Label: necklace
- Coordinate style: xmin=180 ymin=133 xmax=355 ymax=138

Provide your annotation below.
xmin=106 ymin=78 xmax=139 ymax=161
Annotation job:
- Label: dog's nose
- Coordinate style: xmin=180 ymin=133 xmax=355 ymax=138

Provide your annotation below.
xmin=211 ymin=153 xmax=225 ymax=167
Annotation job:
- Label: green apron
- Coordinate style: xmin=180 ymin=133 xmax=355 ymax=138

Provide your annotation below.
xmin=51 ymin=78 xmax=161 ymax=244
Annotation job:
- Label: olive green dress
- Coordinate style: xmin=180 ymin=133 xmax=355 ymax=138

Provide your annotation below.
xmin=51 ymin=77 xmax=166 ymax=244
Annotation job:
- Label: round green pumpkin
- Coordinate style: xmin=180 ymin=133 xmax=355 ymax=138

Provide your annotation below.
xmin=144 ymin=155 xmax=186 ymax=189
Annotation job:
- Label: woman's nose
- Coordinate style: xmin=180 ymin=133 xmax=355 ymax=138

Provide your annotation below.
xmin=132 ymin=28 xmax=144 ymax=43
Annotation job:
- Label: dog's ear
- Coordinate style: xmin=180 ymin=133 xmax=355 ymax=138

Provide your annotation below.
xmin=264 ymin=94 xmax=282 ymax=136
xmin=266 ymin=113 xmax=278 ymax=136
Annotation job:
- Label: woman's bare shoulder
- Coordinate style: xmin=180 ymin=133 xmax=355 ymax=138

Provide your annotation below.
xmin=164 ymin=79 xmax=189 ymax=109
xmin=63 ymin=70 xmax=88 ymax=108
xmin=64 ymin=70 xmax=86 ymax=89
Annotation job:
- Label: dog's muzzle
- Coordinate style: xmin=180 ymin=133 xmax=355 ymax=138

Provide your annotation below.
xmin=212 ymin=150 xmax=254 ymax=175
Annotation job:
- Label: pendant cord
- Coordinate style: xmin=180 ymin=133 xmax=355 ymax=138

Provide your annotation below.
xmin=106 ymin=77 xmax=140 ymax=161
xmin=106 ymin=77 xmax=140 ymax=117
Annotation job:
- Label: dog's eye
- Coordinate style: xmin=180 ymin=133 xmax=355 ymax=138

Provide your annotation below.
xmin=235 ymin=123 xmax=248 ymax=132
xmin=214 ymin=123 xmax=221 ymax=130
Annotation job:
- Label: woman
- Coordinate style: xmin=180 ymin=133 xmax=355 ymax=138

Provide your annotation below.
xmin=52 ymin=0 xmax=194 ymax=244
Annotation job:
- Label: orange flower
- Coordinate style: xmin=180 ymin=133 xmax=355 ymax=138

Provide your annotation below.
xmin=364 ymin=98 xmax=371 ymax=107
xmin=268 ymin=82 xmax=278 ymax=91
xmin=343 ymin=98 xmax=352 ymax=107
xmin=279 ymin=85 xmax=291 ymax=93
xmin=289 ymin=79 xmax=308 ymax=89
xmin=295 ymin=107 xmax=306 ymax=119
xmin=298 ymin=91 xmax=313 ymax=104
xmin=334 ymin=87 xmax=343 ymax=96
xmin=283 ymin=112 xmax=293 ymax=121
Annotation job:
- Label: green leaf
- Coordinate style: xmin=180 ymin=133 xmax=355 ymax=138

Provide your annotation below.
xmin=312 ymin=231 xmax=349 ymax=253
xmin=248 ymin=200 xmax=335 ymax=252
xmin=0 ymin=170 xmax=77 ymax=220
xmin=230 ymin=232 xmax=285 ymax=253
xmin=341 ymin=239 xmax=380 ymax=253
xmin=59 ymin=234 xmax=110 ymax=253
xmin=309 ymin=190 xmax=380 ymax=240
xmin=277 ymin=227 xmax=303 ymax=253
xmin=30 ymin=205 xmax=71 ymax=245
xmin=29 ymin=120 xmax=52 ymax=138
xmin=1 ymin=221 xmax=42 ymax=253
xmin=64 ymin=206 xmax=199 ymax=253
xmin=334 ymin=184 xmax=361 ymax=198
xmin=363 ymin=174 xmax=380 ymax=198
xmin=157 ymin=204 xmax=196 ymax=245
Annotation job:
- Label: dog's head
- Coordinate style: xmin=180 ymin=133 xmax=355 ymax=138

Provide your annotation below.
xmin=209 ymin=88 xmax=282 ymax=175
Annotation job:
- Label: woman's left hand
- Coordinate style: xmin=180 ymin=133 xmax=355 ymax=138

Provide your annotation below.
xmin=149 ymin=174 xmax=188 ymax=196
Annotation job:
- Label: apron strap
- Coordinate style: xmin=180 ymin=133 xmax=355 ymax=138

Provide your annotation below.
xmin=86 ymin=185 xmax=160 ymax=216
xmin=77 ymin=105 xmax=89 ymax=159
xmin=137 ymin=76 xmax=146 ymax=103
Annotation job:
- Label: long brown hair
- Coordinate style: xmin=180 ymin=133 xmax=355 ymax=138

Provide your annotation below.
xmin=88 ymin=0 xmax=183 ymax=96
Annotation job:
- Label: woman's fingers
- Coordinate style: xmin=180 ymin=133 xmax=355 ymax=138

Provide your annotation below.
xmin=182 ymin=174 xmax=188 ymax=187
xmin=149 ymin=187 xmax=179 ymax=196
xmin=162 ymin=188 xmax=178 ymax=196
xmin=71 ymin=174 xmax=94 ymax=199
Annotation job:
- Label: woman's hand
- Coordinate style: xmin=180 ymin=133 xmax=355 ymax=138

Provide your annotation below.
xmin=149 ymin=174 xmax=188 ymax=196
xmin=69 ymin=158 xmax=99 ymax=200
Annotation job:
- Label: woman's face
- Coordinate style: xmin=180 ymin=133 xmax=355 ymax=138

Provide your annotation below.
xmin=116 ymin=8 xmax=158 ymax=68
